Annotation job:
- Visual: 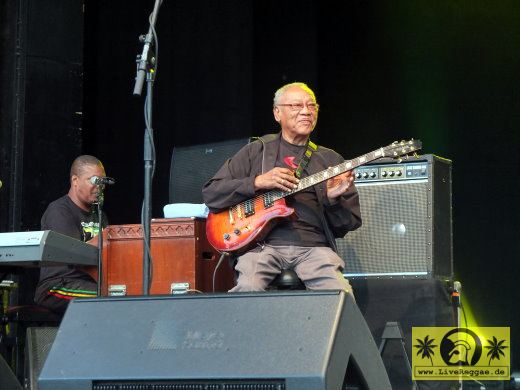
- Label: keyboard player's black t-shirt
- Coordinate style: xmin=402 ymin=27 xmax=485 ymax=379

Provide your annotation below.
xmin=38 ymin=195 xmax=105 ymax=283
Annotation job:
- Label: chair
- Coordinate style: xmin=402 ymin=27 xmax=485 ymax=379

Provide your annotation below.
xmin=227 ymin=254 xmax=305 ymax=291
xmin=268 ymin=269 xmax=305 ymax=290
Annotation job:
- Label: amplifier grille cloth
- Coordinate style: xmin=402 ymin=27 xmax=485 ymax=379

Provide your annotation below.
xmin=338 ymin=182 xmax=429 ymax=276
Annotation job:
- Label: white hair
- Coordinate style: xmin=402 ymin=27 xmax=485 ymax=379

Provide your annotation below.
xmin=273 ymin=82 xmax=317 ymax=106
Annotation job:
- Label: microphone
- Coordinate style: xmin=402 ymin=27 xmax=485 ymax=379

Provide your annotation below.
xmin=453 ymin=281 xmax=461 ymax=293
xmin=90 ymin=176 xmax=116 ymax=186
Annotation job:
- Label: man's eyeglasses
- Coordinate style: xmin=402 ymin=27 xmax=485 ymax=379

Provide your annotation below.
xmin=277 ymin=102 xmax=320 ymax=112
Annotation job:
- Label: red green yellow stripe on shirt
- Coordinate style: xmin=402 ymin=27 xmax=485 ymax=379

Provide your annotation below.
xmin=48 ymin=286 xmax=97 ymax=300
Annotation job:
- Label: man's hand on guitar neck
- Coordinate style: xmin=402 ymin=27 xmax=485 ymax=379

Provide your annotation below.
xmin=254 ymin=167 xmax=299 ymax=192
xmin=326 ymin=170 xmax=355 ymax=203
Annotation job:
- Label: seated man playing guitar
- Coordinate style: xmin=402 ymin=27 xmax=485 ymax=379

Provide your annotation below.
xmin=202 ymin=82 xmax=362 ymax=293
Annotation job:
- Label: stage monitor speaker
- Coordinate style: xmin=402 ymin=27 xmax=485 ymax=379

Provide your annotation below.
xmin=38 ymin=291 xmax=391 ymax=390
xmin=24 ymin=327 xmax=58 ymax=390
xmin=169 ymin=138 xmax=251 ymax=204
xmin=337 ymin=154 xmax=452 ymax=279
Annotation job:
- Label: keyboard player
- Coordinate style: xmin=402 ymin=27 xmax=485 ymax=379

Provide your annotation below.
xmin=34 ymin=155 xmax=108 ymax=313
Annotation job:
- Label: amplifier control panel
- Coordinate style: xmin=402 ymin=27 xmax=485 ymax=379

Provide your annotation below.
xmin=354 ymin=161 xmax=429 ymax=183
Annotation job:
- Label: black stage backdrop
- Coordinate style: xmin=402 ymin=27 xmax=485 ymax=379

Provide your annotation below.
xmin=1 ymin=0 xmax=519 ymax=371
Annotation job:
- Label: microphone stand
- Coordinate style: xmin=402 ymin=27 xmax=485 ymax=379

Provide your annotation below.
xmin=133 ymin=0 xmax=163 ymax=295
xmin=451 ymin=281 xmax=464 ymax=390
xmin=95 ymin=188 xmax=105 ymax=296
xmin=451 ymin=281 xmax=461 ymax=327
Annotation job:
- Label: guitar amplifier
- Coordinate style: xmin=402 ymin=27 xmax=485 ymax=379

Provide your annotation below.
xmin=337 ymin=154 xmax=452 ymax=279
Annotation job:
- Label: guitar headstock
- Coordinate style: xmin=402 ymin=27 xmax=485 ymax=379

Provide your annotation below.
xmin=382 ymin=139 xmax=422 ymax=160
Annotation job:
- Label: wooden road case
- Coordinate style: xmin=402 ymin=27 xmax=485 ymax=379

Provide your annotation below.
xmin=89 ymin=218 xmax=234 ymax=296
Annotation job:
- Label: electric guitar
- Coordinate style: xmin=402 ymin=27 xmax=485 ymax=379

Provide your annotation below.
xmin=206 ymin=139 xmax=422 ymax=254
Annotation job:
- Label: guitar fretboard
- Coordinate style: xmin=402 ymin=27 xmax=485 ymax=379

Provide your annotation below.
xmin=286 ymin=147 xmax=386 ymax=196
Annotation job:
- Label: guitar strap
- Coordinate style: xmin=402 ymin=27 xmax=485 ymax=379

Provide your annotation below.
xmin=294 ymin=139 xmax=317 ymax=178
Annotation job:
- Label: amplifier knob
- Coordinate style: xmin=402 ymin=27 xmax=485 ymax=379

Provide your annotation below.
xmin=381 ymin=171 xmax=387 ymax=177
xmin=396 ymin=170 xmax=402 ymax=176
xmin=389 ymin=171 xmax=395 ymax=177
xmin=355 ymin=172 xmax=361 ymax=179
xmin=362 ymin=172 xmax=369 ymax=179
xmin=369 ymin=172 xmax=376 ymax=178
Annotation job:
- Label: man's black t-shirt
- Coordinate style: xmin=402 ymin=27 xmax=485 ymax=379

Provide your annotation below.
xmin=39 ymin=195 xmax=103 ymax=283
xmin=266 ymin=138 xmax=329 ymax=247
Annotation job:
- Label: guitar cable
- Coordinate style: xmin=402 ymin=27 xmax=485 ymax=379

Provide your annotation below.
xmin=212 ymin=252 xmax=229 ymax=293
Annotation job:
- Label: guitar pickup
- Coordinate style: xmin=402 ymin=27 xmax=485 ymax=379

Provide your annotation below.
xmin=263 ymin=192 xmax=275 ymax=208
xmin=243 ymin=199 xmax=255 ymax=216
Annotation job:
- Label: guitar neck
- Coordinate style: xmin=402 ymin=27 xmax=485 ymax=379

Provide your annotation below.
xmin=235 ymin=139 xmax=421 ymax=209
xmin=267 ymin=146 xmax=386 ymax=202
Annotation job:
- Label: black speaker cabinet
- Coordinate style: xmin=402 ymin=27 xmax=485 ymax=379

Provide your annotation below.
xmin=38 ymin=291 xmax=391 ymax=390
xmin=24 ymin=327 xmax=58 ymax=390
xmin=337 ymin=154 xmax=452 ymax=279
xmin=169 ymin=138 xmax=251 ymax=204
